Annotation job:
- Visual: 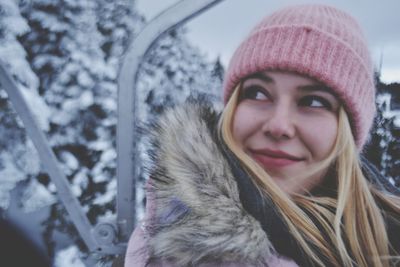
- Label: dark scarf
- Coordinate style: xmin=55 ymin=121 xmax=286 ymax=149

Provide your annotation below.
xmin=217 ymin=136 xmax=329 ymax=266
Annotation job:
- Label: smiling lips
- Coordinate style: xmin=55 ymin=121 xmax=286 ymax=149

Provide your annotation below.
xmin=249 ymin=148 xmax=304 ymax=168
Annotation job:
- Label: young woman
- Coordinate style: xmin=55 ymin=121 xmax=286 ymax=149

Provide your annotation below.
xmin=125 ymin=4 xmax=400 ymax=267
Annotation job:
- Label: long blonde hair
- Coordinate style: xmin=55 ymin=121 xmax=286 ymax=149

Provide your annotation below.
xmin=219 ymin=85 xmax=400 ymax=267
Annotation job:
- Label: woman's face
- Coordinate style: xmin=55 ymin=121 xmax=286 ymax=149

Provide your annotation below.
xmin=232 ymin=71 xmax=339 ymax=195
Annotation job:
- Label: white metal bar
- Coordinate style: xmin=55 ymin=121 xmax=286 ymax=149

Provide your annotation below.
xmin=117 ymin=0 xmax=225 ymax=242
xmin=0 ymin=60 xmax=99 ymax=252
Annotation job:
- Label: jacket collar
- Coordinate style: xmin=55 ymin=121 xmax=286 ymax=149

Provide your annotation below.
xmin=146 ymin=100 xmax=275 ymax=266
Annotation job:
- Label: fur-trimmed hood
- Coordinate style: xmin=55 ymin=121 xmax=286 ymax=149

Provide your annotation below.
xmin=145 ymin=101 xmax=277 ymax=266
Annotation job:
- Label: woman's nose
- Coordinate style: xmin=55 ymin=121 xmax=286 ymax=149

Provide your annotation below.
xmin=261 ymin=104 xmax=296 ymax=140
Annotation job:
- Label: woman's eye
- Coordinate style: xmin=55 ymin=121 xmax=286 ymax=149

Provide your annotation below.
xmin=300 ymin=96 xmax=332 ymax=110
xmin=241 ymin=86 xmax=269 ymax=101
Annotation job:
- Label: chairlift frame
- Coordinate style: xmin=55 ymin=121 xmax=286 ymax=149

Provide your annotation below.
xmin=0 ymin=0 xmax=224 ymax=255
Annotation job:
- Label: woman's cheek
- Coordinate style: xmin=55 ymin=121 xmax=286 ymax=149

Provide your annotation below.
xmin=303 ymin=116 xmax=338 ymax=159
xmin=232 ymin=105 xmax=259 ymax=145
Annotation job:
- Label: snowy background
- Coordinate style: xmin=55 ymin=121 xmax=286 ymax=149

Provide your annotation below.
xmin=0 ymin=0 xmax=398 ymax=266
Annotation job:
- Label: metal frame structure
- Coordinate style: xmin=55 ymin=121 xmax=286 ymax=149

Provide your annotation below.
xmin=0 ymin=0 xmax=224 ymax=255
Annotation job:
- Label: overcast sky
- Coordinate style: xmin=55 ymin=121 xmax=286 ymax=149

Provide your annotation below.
xmin=136 ymin=0 xmax=400 ymax=83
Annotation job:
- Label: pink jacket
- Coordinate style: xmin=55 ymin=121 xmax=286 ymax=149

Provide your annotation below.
xmin=125 ymin=226 xmax=298 ymax=267
xmin=125 ymin=188 xmax=298 ymax=267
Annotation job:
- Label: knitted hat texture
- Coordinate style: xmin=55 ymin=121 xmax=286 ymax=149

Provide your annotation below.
xmin=223 ymin=4 xmax=376 ymax=148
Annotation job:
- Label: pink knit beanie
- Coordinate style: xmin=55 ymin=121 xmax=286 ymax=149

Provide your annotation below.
xmin=223 ymin=4 xmax=376 ymax=149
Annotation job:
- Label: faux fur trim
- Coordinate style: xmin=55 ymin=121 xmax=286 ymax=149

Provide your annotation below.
xmin=146 ymin=100 xmax=273 ymax=266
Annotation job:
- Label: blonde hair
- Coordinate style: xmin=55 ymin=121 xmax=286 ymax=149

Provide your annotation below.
xmin=219 ymin=85 xmax=400 ymax=267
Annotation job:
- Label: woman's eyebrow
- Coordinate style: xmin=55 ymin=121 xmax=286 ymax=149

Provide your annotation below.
xmin=299 ymin=84 xmax=335 ymax=96
xmin=245 ymin=73 xmax=274 ymax=83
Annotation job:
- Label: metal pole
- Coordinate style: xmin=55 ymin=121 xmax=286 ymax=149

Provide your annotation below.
xmin=117 ymin=0 xmax=225 ymax=242
xmin=0 ymin=61 xmax=98 ymax=252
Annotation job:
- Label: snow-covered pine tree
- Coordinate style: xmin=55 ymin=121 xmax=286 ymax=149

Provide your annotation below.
xmin=138 ymin=28 xmax=222 ymax=119
xmin=0 ymin=0 xmax=51 ymax=211
xmin=96 ymin=0 xmax=143 ymax=64
xmin=389 ymin=130 xmax=400 ymax=186
xmin=135 ymin=28 xmax=223 ymax=219
xmin=211 ymin=56 xmax=225 ymax=84
xmin=365 ymin=81 xmax=399 ymax=187
xmin=383 ymin=83 xmax=400 ymax=186
xmin=16 ymin=0 xmax=225 ymax=263
xmin=95 ymin=0 xmax=225 ymax=225
xmin=19 ymin=0 xmax=111 ymax=258
xmin=91 ymin=0 xmax=144 ymax=225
